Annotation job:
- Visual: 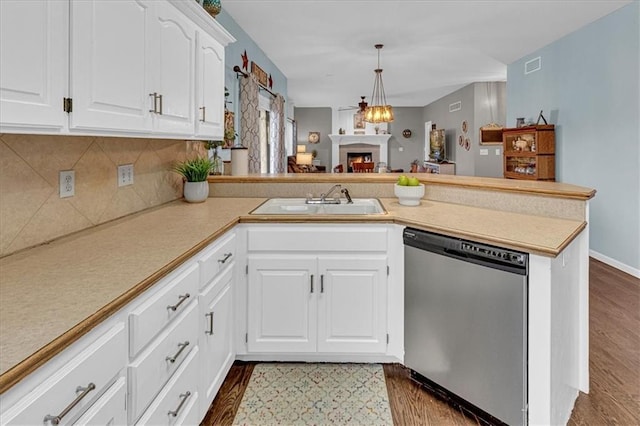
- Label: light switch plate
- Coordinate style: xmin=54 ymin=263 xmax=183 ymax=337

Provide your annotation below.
xmin=495 ymin=148 xmax=501 ymax=155
xmin=59 ymin=170 xmax=75 ymax=198
xmin=480 ymin=149 xmax=488 ymax=156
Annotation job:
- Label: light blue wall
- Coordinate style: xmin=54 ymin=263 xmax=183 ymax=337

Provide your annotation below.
xmin=507 ymin=3 xmax=639 ymax=271
xmin=215 ymin=11 xmax=289 ymax=118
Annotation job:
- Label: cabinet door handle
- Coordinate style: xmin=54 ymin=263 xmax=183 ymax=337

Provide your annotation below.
xmin=168 ymin=391 xmax=192 ymax=417
xmin=199 ymin=106 xmax=206 ymax=122
xmin=321 ymin=274 xmax=324 ymax=293
xmin=166 ymin=341 xmax=189 ymax=363
xmin=205 ymin=312 xmax=214 ymax=335
xmin=149 ymin=92 xmax=158 ymax=113
xmin=218 ymin=253 xmax=232 ymax=264
xmin=167 ymin=293 xmax=190 ymax=311
xmin=43 ymin=382 xmax=96 ymax=425
xmin=310 ymin=274 xmax=314 ymax=293
xmin=157 ymin=94 xmax=163 ymax=115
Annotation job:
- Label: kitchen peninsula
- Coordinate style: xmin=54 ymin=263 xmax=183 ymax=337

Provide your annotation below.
xmin=0 ymin=174 xmax=594 ymax=425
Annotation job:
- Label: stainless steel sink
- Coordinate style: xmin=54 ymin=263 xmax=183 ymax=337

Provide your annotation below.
xmin=250 ymin=198 xmax=386 ymax=215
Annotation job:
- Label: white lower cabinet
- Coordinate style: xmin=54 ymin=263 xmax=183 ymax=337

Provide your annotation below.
xmin=0 ymin=322 xmax=126 ymax=425
xmin=198 ymin=265 xmax=235 ymax=418
xmin=245 ymin=225 xmax=390 ymax=356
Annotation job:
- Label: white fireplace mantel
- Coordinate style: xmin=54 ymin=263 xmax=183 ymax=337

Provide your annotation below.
xmin=329 ymin=134 xmax=392 ymax=170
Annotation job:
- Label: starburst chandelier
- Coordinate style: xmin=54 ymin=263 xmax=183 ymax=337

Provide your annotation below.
xmin=364 ymin=44 xmax=394 ymax=123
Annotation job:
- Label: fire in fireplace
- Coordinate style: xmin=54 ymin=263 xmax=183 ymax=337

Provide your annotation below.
xmin=347 ymin=152 xmax=373 ymax=172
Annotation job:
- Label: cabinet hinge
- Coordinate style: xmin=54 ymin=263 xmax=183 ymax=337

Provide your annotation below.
xmin=387 ymin=265 xmax=389 ymax=276
xmin=386 ymin=334 xmax=389 ymax=344
xmin=245 ymin=333 xmax=248 ymax=343
xmin=63 ymin=97 xmax=72 ymax=113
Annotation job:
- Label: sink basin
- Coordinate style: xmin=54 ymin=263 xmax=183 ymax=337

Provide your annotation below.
xmin=250 ymin=198 xmax=386 ymax=215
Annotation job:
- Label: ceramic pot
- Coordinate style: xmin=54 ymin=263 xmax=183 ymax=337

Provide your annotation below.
xmin=183 ymin=181 xmax=209 ymax=203
xmin=394 ymin=183 xmax=425 ymax=207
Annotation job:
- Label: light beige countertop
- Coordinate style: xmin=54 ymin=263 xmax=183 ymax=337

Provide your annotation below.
xmin=0 ymin=196 xmax=585 ymax=392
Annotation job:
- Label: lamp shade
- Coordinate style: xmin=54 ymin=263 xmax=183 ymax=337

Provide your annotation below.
xmin=296 ymin=145 xmax=306 ymax=153
xmin=296 ymin=152 xmax=313 ymax=165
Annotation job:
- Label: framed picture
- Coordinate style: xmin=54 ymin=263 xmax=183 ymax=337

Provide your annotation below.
xmin=353 ymin=112 xmax=365 ymax=130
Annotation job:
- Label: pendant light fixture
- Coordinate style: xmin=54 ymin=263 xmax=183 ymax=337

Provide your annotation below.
xmin=364 ymin=44 xmax=394 ymax=123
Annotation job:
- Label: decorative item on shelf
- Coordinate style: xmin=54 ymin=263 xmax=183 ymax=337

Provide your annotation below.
xmin=363 ymin=44 xmax=394 ymax=123
xmin=410 ymin=159 xmax=419 ymax=173
xmin=204 ymin=140 xmax=224 ymax=174
xmin=353 ymin=111 xmax=365 ymax=131
xmin=173 ymin=156 xmax=212 ymax=203
xmin=338 ymin=128 xmax=345 ymax=135
xmin=308 ymin=131 xmax=320 ymax=144
xmin=402 ymin=129 xmax=412 ymax=138
xmin=394 ymin=175 xmax=425 ymax=206
xmin=201 ymin=0 xmax=221 ymax=17
xmin=536 ymin=110 xmax=548 ymax=125
xmin=516 ymin=117 xmax=525 ymax=128
xmin=375 ymin=126 xmax=380 ymax=135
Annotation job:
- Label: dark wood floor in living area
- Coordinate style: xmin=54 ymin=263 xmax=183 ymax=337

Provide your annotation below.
xmin=202 ymin=259 xmax=640 ymax=425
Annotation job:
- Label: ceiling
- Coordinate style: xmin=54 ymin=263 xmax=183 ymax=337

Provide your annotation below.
xmin=223 ymin=0 xmax=630 ymax=109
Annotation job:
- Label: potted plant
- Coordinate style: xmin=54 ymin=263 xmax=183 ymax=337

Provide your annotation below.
xmin=204 ymin=140 xmax=224 ymax=174
xmin=173 ymin=156 xmax=212 ymax=203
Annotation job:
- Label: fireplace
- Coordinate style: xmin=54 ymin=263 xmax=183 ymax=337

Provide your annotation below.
xmin=346 ymin=152 xmax=372 ymax=172
xmin=329 ymin=134 xmax=392 ymax=172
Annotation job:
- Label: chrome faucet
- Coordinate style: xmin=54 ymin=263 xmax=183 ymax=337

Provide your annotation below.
xmin=320 ymin=184 xmax=342 ymax=202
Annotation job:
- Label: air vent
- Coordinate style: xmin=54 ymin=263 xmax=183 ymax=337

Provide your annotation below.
xmin=525 ymin=56 xmax=542 ymax=74
xmin=449 ymin=101 xmax=462 ymax=112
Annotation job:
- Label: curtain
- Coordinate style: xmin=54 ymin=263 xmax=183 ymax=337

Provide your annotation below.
xmin=240 ymin=73 xmax=260 ymax=173
xmin=269 ymin=94 xmax=286 ymax=173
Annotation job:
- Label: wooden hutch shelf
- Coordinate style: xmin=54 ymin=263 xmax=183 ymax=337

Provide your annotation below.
xmin=503 ymin=125 xmax=555 ymax=181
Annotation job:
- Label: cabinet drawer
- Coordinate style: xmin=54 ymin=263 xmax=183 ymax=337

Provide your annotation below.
xmin=199 ymin=231 xmax=236 ymax=288
xmin=136 ymin=346 xmax=200 ymax=426
xmin=129 ymin=263 xmax=199 ymax=357
xmin=1 ymin=322 xmax=126 ymax=426
xmin=74 ymin=376 xmax=126 ymax=426
xmin=247 ymin=226 xmax=388 ymax=252
xmin=128 ymin=300 xmax=199 ymax=423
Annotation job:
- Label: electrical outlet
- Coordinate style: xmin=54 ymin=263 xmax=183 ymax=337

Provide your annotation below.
xmin=480 ymin=149 xmax=488 ymax=156
xmin=59 ymin=170 xmax=75 ymax=198
xmin=118 ymin=164 xmax=134 ymax=187
xmin=495 ymin=148 xmax=501 ymax=155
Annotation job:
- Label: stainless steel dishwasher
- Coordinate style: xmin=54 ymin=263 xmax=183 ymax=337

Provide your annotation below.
xmin=404 ymin=228 xmax=528 ymax=425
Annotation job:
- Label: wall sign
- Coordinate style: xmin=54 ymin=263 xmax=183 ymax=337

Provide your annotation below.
xmin=251 ymin=62 xmax=268 ymax=87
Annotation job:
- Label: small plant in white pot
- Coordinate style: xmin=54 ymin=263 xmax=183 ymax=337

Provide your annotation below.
xmin=173 ymin=156 xmax=212 ymax=203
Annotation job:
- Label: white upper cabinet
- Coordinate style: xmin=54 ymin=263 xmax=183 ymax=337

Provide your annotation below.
xmin=0 ymin=0 xmax=234 ymax=139
xmin=70 ymin=0 xmax=153 ymax=133
xmin=195 ymin=32 xmax=225 ymax=138
xmin=151 ymin=1 xmax=196 ymax=136
xmin=0 ymin=0 xmax=68 ymax=131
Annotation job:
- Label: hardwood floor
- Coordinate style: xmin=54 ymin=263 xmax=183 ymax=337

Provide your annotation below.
xmin=202 ymin=259 xmax=640 ymax=425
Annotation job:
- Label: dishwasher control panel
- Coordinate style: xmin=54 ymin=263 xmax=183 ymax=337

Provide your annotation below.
xmin=460 ymin=242 xmax=526 ymax=266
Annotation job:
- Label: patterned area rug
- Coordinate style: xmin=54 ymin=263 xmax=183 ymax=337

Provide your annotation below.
xmin=232 ymin=363 xmax=394 ymax=426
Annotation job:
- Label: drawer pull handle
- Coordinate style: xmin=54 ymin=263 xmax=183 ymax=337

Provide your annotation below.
xmin=310 ymin=274 xmax=314 ymax=293
xmin=157 ymin=94 xmax=163 ymax=115
xmin=205 ymin=311 xmax=214 ymax=335
xmin=43 ymin=382 xmax=96 ymax=425
xmin=199 ymin=106 xmax=206 ymax=122
xmin=166 ymin=341 xmax=189 ymax=363
xmin=149 ymin=92 xmax=158 ymax=113
xmin=168 ymin=391 xmax=192 ymax=417
xmin=218 ymin=252 xmax=232 ymax=264
xmin=167 ymin=293 xmax=190 ymax=311
xmin=321 ymin=274 xmax=324 ymax=293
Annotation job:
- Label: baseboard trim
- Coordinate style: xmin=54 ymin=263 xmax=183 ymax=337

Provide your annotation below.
xmin=590 ymin=250 xmax=640 ymax=279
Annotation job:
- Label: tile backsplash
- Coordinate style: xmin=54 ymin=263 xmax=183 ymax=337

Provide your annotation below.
xmin=0 ymin=134 xmax=204 ymax=257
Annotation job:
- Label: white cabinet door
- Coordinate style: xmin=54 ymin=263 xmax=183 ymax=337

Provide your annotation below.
xmin=199 ymin=268 xmax=234 ymax=417
xmin=317 ymin=256 xmax=388 ymax=353
xmin=69 ymin=0 xmax=153 ymax=133
xmin=195 ymin=31 xmax=225 ymax=138
xmin=151 ymin=1 xmax=196 ymax=136
xmin=248 ymin=257 xmax=317 ymax=353
xmin=0 ymin=0 xmax=67 ymax=131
